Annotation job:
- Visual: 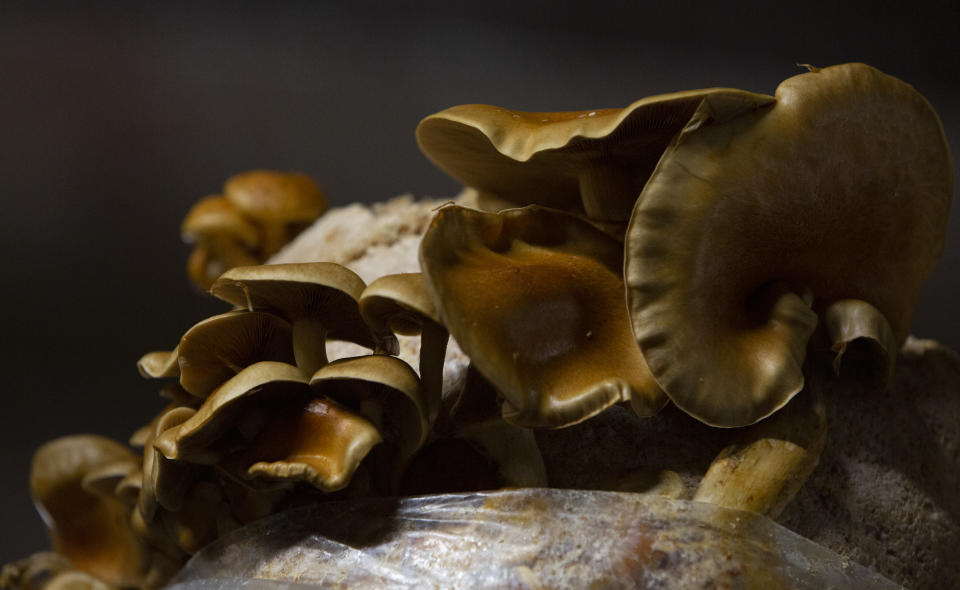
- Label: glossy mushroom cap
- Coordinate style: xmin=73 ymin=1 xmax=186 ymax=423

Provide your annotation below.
xmin=419 ymin=205 xmax=666 ymax=428
xmin=30 ymin=435 xmax=148 ymax=588
xmin=223 ymin=170 xmax=327 ymax=258
xmin=626 ymin=63 xmax=953 ymax=427
xmin=416 ymin=89 xmax=774 ymax=221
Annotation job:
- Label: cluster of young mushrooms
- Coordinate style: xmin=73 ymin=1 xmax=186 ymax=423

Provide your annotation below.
xmin=6 ymin=63 xmax=952 ymax=590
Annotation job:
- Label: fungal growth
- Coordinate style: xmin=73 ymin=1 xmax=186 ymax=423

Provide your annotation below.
xmin=625 ymin=63 xmax=952 ymax=427
xmin=419 ymin=205 xmax=665 ymax=428
xmin=416 ymin=89 xmax=774 ymax=221
xmin=9 ymin=63 xmax=954 ymax=590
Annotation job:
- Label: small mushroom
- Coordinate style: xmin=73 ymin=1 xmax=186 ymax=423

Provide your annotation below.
xmin=176 ymin=310 xmax=296 ymax=398
xmin=30 ymin=435 xmax=148 ymax=588
xmin=359 ymin=272 xmax=448 ymax=424
xmin=138 ymin=407 xmax=197 ymax=520
xmin=181 ymin=195 xmax=260 ymax=289
xmin=310 ymin=354 xmax=430 ymax=490
xmin=223 ymin=170 xmax=327 ymax=258
xmin=626 ymin=63 xmax=953 ymax=427
xmin=419 ymin=205 xmax=666 ymax=428
xmin=211 ymin=262 xmax=382 ymax=376
xmin=416 ymin=89 xmax=774 ymax=221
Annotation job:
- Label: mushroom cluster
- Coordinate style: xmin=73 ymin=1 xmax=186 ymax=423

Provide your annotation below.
xmin=182 ymin=171 xmax=328 ymax=289
xmin=8 ymin=62 xmax=952 ymax=589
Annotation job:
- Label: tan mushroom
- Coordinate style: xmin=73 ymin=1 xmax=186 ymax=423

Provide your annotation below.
xmin=359 ymin=272 xmax=447 ymax=424
xmin=181 ymin=195 xmax=260 ymax=289
xmin=694 ymin=363 xmax=828 ymax=517
xmin=177 ymin=310 xmax=296 ymax=398
xmin=310 ymin=354 xmax=429 ymax=490
xmin=416 ymin=89 xmax=774 ymax=221
xmin=138 ymin=407 xmax=197 ymax=521
xmin=30 ymin=435 xmax=148 ymax=588
xmin=419 ymin=205 xmax=666 ymax=428
xmin=625 ymin=63 xmax=952 ymax=428
xmin=223 ymin=170 xmax=327 ymax=258
xmin=211 ymin=262 xmax=382 ymax=376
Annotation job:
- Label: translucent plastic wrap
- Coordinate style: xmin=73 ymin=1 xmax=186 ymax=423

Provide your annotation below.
xmin=168 ymin=489 xmax=902 ymax=589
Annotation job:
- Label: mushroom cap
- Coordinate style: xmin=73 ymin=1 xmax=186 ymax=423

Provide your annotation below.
xmin=177 ymin=310 xmax=295 ymax=398
xmin=359 ymin=272 xmax=440 ymax=338
xmin=416 ymin=89 xmax=774 ymax=221
xmin=626 ymin=63 xmax=953 ymax=427
xmin=140 ymin=406 xmax=197 ymax=517
xmin=242 ymin=396 xmax=382 ymax=492
xmin=223 ymin=170 xmax=327 ymax=223
xmin=211 ymin=262 xmax=378 ymax=349
xmin=419 ymin=205 xmax=665 ymax=428
xmin=137 ymin=347 xmax=180 ymax=380
xmin=30 ymin=435 xmax=148 ymax=587
xmin=181 ymin=195 xmax=259 ymax=248
xmin=310 ymin=354 xmax=429 ymax=459
xmin=155 ymin=361 xmax=309 ymax=461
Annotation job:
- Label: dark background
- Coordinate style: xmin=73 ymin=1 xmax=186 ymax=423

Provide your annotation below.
xmin=2 ymin=1 xmax=957 ymax=565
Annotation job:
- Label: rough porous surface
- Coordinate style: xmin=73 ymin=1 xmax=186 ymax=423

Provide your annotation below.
xmin=275 ymin=196 xmax=960 ymax=590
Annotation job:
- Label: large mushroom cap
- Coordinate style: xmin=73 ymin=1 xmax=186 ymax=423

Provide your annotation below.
xmin=30 ymin=435 xmax=148 ymax=587
xmin=416 ymin=89 xmax=774 ymax=221
xmin=626 ymin=63 xmax=953 ymax=427
xmin=420 ymin=205 xmax=665 ymax=428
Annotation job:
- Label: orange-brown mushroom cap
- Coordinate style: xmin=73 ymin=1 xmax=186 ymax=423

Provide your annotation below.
xmin=419 ymin=205 xmax=666 ymax=428
xmin=626 ymin=63 xmax=953 ymax=427
xmin=30 ymin=435 xmax=149 ymax=588
xmin=416 ymin=89 xmax=774 ymax=221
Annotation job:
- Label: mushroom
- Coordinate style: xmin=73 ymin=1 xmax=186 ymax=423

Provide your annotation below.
xmin=211 ymin=262 xmax=382 ymax=376
xmin=30 ymin=435 xmax=148 ymax=588
xmin=138 ymin=407 xmax=197 ymax=520
xmin=176 ymin=310 xmax=296 ymax=398
xmin=154 ymin=361 xmax=310 ymax=464
xmin=223 ymin=170 xmax=327 ymax=258
xmin=359 ymin=272 xmax=448 ymax=424
xmin=416 ymin=89 xmax=774 ymax=222
xmin=310 ymin=354 xmax=429 ymax=491
xmin=419 ymin=204 xmax=666 ymax=428
xmin=694 ymin=363 xmax=828 ymax=517
xmin=625 ymin=63 xmax=953 ymax=427
xmin=181 ymin=195 xmax=260 ymax=289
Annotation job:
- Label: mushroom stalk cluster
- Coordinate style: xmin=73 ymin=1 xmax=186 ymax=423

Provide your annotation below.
xmin=10 ymin=62 xmax=952 ymax=590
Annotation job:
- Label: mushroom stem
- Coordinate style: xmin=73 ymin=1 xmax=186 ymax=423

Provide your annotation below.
xmin=693 ymin=368 xmax=827 ymax=517
xmin=292 ymin=318 xmax=329 ymax=376
xmin=419 ymin=320 xmax=449 ymax=425
xmin=578 ymin=161 xmax=639 ymax=221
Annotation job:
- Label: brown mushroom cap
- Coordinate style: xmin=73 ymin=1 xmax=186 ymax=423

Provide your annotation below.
xmin=241 ymin=396 xmax=382 ymax=492
xmin=419 ymin=205 xmax=665 ymax=428
xmin=137 ymin=347 xmax=181 ymax=380
xmin=626 ymin=63 xmax=953 ymax=427
xmin=310 ymin=355 xmax=429 ymax=471
xmin=155 ymin=361 xmax=309 ymax=463
xmin=177 ymin=310 xmax=295 ymax=398
xmin=223 ymin=170 xmax=328 ymax=258
xmin=211 ymin=263 xmax=381 ymax=375
xmin=416 ymin=89 xmax=774 ymax=221
xmin=181 ymin=195 xmax=259 ymax=248
xmin=30 ymin=435 xmax=148 ymax=587
xmin=359 ymin=273 xmax=447 ymax=423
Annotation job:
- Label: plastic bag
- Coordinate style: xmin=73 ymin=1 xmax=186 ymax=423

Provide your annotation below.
xmin=168 ymin=488 xmax=902 ymax=589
